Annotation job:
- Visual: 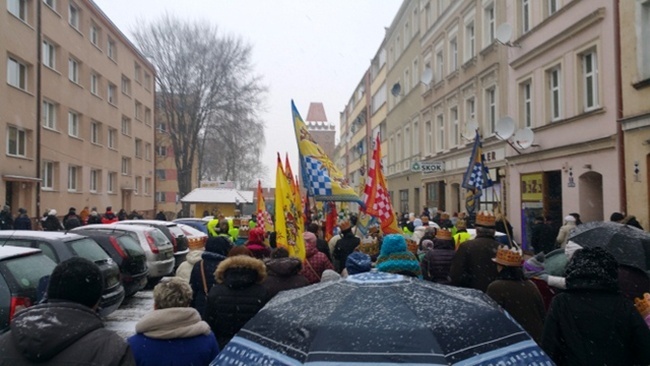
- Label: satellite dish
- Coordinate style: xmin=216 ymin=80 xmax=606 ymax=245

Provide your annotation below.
xmin=421 ymin=67 xmax=433 ymax=85
xmin=495 ymin=116 xmax=516 ymax=140
xmin=513 ymin=127 xmax=535 ymax=149
xmin=496 ymin=23 xmax=513 ymax=45
xmin=462 ymin=120 xmax=479 ymax=140
xmin=391 ymin=82 xmax=402 ymax=97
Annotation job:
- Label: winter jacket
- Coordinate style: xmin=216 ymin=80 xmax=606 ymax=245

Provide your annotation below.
xmin=102 ymin=211 xmax=119 ymax=224
xmin=316 ymin=237 xmax=332 ymax=262
xmin=333 ymin=230 xmax=361 ymax=273
xmin=300 ymin=240 xmax=334 ymax=284
xmin=487 ymin=279 xmax=546 ymax=344
xmin=453 ymin=230 xmax=471 ymax=250
xmin=0 ymin=301 xmax=135 ymax=365
xmin=531 ymin=222 xmax=557 ymax=254
xmin=421 ymin=241 xmax=455 ymax=284
xmin=175 ymin=250 xmax=204 ymax=282
xmin=63 ymin=212 xmax=81 ymax=230
xmin=622 ymin=215 xmax=644 ymax=230
xmin=87 ymin=213 xmax=102 ymax=225
xmin=205 ymin=255 xmax=269 ymax=349
xmin=449 ymin=234 xmax=500 ymax=292
xmin=127 ymin=307 xmax=219 ymax=366
xmin=13 ymin=214 xmax=31 ymax=230
xmin=263 ymin=257 xmax=310 ymax=299
xmin=0 ymin=211 xmax=13 ymax=230
xmin=190 ymin=251 xmax=228 ymax=317
xmin=555 ymin=221 xmax=576 ymax=249
xmin=42 ymin=215 xmax=63 ymax=231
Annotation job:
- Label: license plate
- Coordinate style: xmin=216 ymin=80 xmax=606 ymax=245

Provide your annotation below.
xmin=165 ymin=251 xmax=173 ymax=258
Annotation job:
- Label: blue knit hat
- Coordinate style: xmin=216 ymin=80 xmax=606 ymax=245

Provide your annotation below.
xmin=377 ymin=234 xmax=422 ymax=278
xmin=346 ymin=252 xmax=372 ymax=275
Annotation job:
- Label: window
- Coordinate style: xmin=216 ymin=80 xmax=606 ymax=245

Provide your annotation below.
xmin=144 ymin=178 xmax=151 ymax=195
xmin=68 ymin=58 xmax=79 ymax=83
xmin=135 ymin=100 xmax=142 ymax=120
xmin=90 ymin=169 xmax=99 ymax=192
xmin=436 ymin=49 xmax=444 ymax=81
xmin=134 ymin=176 xmax=140 ymax=194
xmin=107 ymin=172 xmax=116 ymax=193
xmin=8 ymin=0 xmax=27 ymax=21
xmin=466 ymin=97 xmax=476 ymax=122
xmin=156 ymin=145 xmax=167 ymax=157
xmin=44 ymin=0 xmax=55 ymax=9
xmin=121 ymin=75 xmax=131 ymax=95
xmin=68 ymin=166 xmax=79 ymax=191
xmin=155 ymin=169 xmax=167 ymax=180
xmin=437 ymin=114 xmax=445 ymax=151
xmin=547 ymin=0 xmax=558 ymax=16
xmin=548 ymin=66 xmax=562 ymax=121
xmin=107 ymin=38 xmax=116 ymax=60
xmin=412 ymin=58 xmax=419 ymax=89
xmin=42 ymin=161 xmax=54 ymax=190
xmin=90 ymin=121 xmax=100 ymax=144
xmin=42 ymin=40 xmax=56 ymax=69
xmin=90 ymin=24 xmax=99 ymax=46
xmin=68 ymin=3 xmax=79 ymax=29
xmin=144 ymin=73 xmax=151 ymax=90
xmin=145 ymin=142 xmax=152 ymax=160
xmin=521 ymin=80 xmax=532 ymax=127
xmin=399 ymin=189 xmax=409 ymax=214
xmin=108 ymin=128 xmax=116 ymax=148
xmin=144 ymin=107 xmax=152 ymax=125
xmin=135 ymin=138 xmax=142 ymax=158
xmin=449 ymin=37 xmax=458 ymax=73
xmin=43 ymin=100 xmax=56 ymax=129
xmin=451 ymin=107 xmax=459 ymax=147
xmin=90 ymin=73 xmax=99 ymax=95
xmin=403 ymin=69 xmax=410 ymax=94
xmin=412 ymin=120 xmax=419 ymax=155
xmin=157 ymin=123 xmax=167 ymax=132
xmin=425 ymin=121 xmax=432 ymax=155
xmin=68 ymin=111 xmax=79 ymax=137
xmin=134 ymin=63 xmax=141 ymax=83
xmin=156 ymin=192 xmax=166 ymax=203
xmin=582 ymin=51 xmax=599 ymax=111
xmin=7 ymin=57 xmax=27 ymax=90
xmin=403 ymin=126 xmax=410 ymax=159
xmin=465 ymin=21 xmax=475 ymax=61
xmin=485 ymin=87 xmax=496 ymax=133
xmin=484 ymin=3 xmax=495 ymax=46
xmin=121 ymin=117 xmax=131 ymax=136
xmin=639 ymin=1 xmax=650 ymax=79
xmin=121 ymin=157 xmax=131 ymax=175
xmin=521 ymin=0 xmax=531 ymax=34
xmin=7 ymin=126 xmax=26 ymax=157
xmin=108 ymin=83 xmax=116 ymax=104
xmin=395 ymin=132 xmax=402 ymax=165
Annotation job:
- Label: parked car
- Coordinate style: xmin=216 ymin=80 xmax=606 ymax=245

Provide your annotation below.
xmin=71 ymin=228 xmax=149 ymax=297
xmin=0 ymin=231 xmax=124 ymax=317
xmin=173 ymin=218 xmax=209 ymax=235
xmin=115 ymin=220 xmax=189 ymax=268
xmin=78 ymin=224 xmax=175 ymax=280
xmin=176 ymin=222 xmax=208 ymax=250
xmin=0 ymin=246 xmax=57 ymax=333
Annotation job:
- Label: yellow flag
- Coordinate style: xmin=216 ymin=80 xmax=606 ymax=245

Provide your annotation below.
xmin=274 ymin=154 xmax=306 ymax=260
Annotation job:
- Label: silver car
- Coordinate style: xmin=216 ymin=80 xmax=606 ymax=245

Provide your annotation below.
xmin=73 ymin=224 xmax=174 ymax=278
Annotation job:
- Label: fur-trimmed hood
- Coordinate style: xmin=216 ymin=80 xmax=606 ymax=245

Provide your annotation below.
xmin=214 ymin=255 xmax=267 ymax=289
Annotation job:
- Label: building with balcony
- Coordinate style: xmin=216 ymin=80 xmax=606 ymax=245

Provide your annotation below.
xmin=2 ymin=0 xmax=155 ymax=219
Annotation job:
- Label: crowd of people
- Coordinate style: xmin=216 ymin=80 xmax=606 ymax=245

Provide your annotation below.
xmin=1 ymin=204 xmax=649 ymax=365
xmin=0 ymin=205 xmax=147 ymax=231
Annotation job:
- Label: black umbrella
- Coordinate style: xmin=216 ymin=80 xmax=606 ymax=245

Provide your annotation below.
xmin=211 ymin=272 xmax=553 ymax=365
xmin=568 ymin=221 xmax=650 ymax=271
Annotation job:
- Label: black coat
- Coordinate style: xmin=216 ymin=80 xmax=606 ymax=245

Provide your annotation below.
xmin=262 ymin=257 xmax=309 ymax=299
xmin=0 ymin=211 xmax=13 ymax=230
xmin=421 ymin=240 xmax=455 ymax=285
xmin=316 ymin=238 xmax=332 ymax=262
xmin=333 ymin=231 xmax=360 ymax=273
xmin=449 ymin=235 xmax=500 ymax=293
xmin=13 ymin=214 xmax=31 ymax=230
xmin=189 ymin=251 xmax=228 ymax=317
xmin=42 ymin=215 xmax=62 ymax=231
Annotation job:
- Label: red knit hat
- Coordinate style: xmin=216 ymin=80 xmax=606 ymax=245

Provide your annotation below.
xmin=248 ymin=227 xmax=265 ymax=244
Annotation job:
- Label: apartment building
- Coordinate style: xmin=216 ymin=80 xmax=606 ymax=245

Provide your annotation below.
xmin=505 ymin=0 xmax=620 ymax=245
xmin=619 ymin=0 xmax=650 ymax=229
xmin=419 ymin=0 xmax=509 ymax=216
xmin=385 ymin=0 xmax=423 ymax=215
xmin=2 ymin=0 xmax=155 ymax=218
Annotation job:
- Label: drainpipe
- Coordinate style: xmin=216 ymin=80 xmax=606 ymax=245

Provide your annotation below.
xmin=614 ymin=0 xmax=626 ymax=213
xmin=35 ymin=0 xmax=42 ymax=217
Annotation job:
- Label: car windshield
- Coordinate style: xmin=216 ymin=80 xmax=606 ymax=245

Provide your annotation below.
xmin=117 ymin=235 xmax=145 ymax=256
xmin=2 ymin=254 xmax=57 ymax=290
xmin=68 ymin=238 xmax=111 ymax=262
xmin=148 ymin=229 xmax=169 ymax=246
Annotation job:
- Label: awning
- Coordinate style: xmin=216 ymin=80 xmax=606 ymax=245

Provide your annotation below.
xmin=2 ymin=175 xmax=41 ymax=182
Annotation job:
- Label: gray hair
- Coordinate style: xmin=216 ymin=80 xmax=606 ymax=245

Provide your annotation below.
xmin=153 ymin=278 xmax=193 ymax=309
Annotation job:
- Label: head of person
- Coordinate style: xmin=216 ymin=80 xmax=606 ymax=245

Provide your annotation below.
xmin=456 ymin=219 xmax=467 ymax=232
xmin=307 ymin=222 xmax=321 ymax=236
xmin=48 ymin=209 xmax=57 ymax=217
xmin=227 ymin=246 xmax=253 ymax=257
xmin=205 ymin=236 xmax=232 ymax=256
xmin=68 ymin=207 xmax=76 ymax=213
xmin=413 ymin=218 xmax=423 ymax=228
xmin=565 ymin=246 xmax=618 ymax=291
xmin=47 ymin=257 xmax=103 ymax=309
xmin=610 ymin=212 xmax=625 ymax=223
xmin=18 ymin=208 xmax=27 ymax=215
xmin=247 ymin=227 xmax=265 ymax=245
xmin=421 ymin=216 xmax=430 ymax=225
xmin=106 ymin=206 xmax=112 ymax=212
xmin=218 ymin=220 xmax=230 ymax=234
xmin=153 ymin=278 xmax=193 ymax=309
xmin=339 ymin=220 xmax=352 ymax=234
xmin=270 ymin=247 xmax=289 ymax=259
xmin=492 ymin=245 xmax=525 ymax=280
xmin=564 ymin=215 xmax=576 ymax=224
xmin=345 ymin=252 xmax=372 ymax=275
xmin=474 ymin=211 xmax=496 ymax=236
xmin=349 ymin=214 xmax=358 ymax=227
xmin=303 ymin=231 xmax=317 ymax=248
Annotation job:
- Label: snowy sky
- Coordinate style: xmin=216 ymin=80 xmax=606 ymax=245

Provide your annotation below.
xmin=93 ymin=0 xmax=402 ymax=187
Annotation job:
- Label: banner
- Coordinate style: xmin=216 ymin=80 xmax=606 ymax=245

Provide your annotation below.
xmin=256 ymin=180 xmax=273 ymax=233
xmin=462 ymin=131 xmax=493 ymax=214
xmin=362 ymin=135 xmax=400 ymax=234
xmin=275 ymin=154 xmax=306 ymax=260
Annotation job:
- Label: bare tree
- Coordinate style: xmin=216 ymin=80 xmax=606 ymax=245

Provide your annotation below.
xmin=133 ymin=15 xmax=265 ymax=215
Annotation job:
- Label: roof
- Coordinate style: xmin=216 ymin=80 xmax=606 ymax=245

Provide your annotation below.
xmin=181 ymin=188 xmax=254 ymax=204
xmin=305 ymin=102 xmax=328 ymax=122
xmin=0 ymin=231 xmax=84 ymax=241
xmin=0 ymin=245 xmax=41 ymax=260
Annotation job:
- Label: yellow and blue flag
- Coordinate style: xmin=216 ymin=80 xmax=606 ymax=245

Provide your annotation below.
xmin=462 ymin=131 xmax=493 ymax=195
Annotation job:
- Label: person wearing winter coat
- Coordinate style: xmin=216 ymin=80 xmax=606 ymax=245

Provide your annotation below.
xmin=263 ymin=248 xmax=310 ymax=299
xmin=62 ymin=207 xmax=82 ymax=230
xmin=205 ymin=255 xmax=269 ymax=349
xmin=79 ymin=206 xmax=90 ymax=225
xmin=244 ymin=227 xmax=271 ymax=259
xmin=87 ymin=209 xmax=102 ymax=224
xmin=0 ymin=257 xmax=135 ymax=365
xmin=42 ymin=209 xmax=63 ymax=231
xmin=307 ymin=222 xmax=332 ymax=262
xmin=0 ymin=205 xmax=14 ymax=230
xmin=555 ymin=215 xmax=576 ymax=249
xmin=155 ymin=210 xmax=167 ymax=221
xmin=101 ymin=206 xmax=119 ymax=224
xmin=541 ymin=247 xmax=650 ymax=365
xmin=189 ymin=236 xmax=232 ymax=317
xmin=611 ymin=211 xmax=645 ymax=230
xmin=421 ymin=229 xmax=455 ymax=284
xmin=453 ymin=220 xmax=471 ymax=250
xmin=117 ymin=208 xmax=128 ymax=221
xmin=333 ymin=221 xmax=361 ymax=273
xmin=341 ymin=251 xmax=372 ymax=277
xmin=175 ymin=249 xmax=204 ymax=282
xmin=486 ymin=246 xmax=546 ymax=345
xmin=376 ymin=234 xmax=422 ymax=278
xmin=128 ymin=278 xmax=219 ymax=366
xmin=13 ymin=208 xmax=31 ymax=230
xmin=300 ymin=232 xmax=334 ymax=284
xmin=449 ymin=212 xmax=501 ymax=293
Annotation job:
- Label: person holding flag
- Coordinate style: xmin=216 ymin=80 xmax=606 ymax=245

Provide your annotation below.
xmin=461 ymin=130 xmax=494 ymax=225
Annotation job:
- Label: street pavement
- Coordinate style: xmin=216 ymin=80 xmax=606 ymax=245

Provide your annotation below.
xmin=104 ymin=290 xmax=153 ymax=339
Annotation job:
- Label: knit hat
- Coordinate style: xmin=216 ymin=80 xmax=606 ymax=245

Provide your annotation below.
xmin=321 ymin=269 xmax=341 ymax=282
xmin=248 ymin=227 xmax=265 ymax=244
xmin=376 ymin=234 xmax=422 ymax=277
xmin=205 ymin=236 xmax=233 ymax=256
xmin=47 ymin=257 xmax=103 ymax=308
xmin=564 ymin=215 xmax=576 ymax=222
xmin=49 ymin=209 xmax=57 ymax=216
xmin=523 ymin=252 xmax=545 ymax=273
xmin=303 ymin=231 xmax=317 ymax=245
xmin=565 ymin=246 xmax=618 ymax=291
xmin=345 ymin=252 xmax=372 ymax=275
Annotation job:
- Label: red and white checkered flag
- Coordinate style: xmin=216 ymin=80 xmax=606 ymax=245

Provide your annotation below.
xmin=362 ymin=135 xmax=400 ymax=234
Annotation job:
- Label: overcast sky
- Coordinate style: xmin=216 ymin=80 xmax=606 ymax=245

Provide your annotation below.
xmin=93 ymin=0 xmax=402 ymax=187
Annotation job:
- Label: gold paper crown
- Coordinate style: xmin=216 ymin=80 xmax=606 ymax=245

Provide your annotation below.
xmin=358 ymin=236 xmax=379 ymax=257
xmin=435 ymin=228 xmax=452 ymax=240
xmin=456 ymin=219 xmax=467 ymax=229
xmin=476 ymin=211 xmax=496 ymax=227
xmin=635 ymin=293 xmax=650 ymax=318
xmin=339 ymin=220 xmax=351 ymax=231
xmin=238 ymin=226 xmax=250 ymax=238
xmin=492 ymin=245 xmax=523 ymax=266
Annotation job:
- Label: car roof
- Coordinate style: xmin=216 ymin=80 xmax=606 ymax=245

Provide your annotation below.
xmin=78 ymin=224 xmax=155 ymax=233
xmin=176 ymin=223 xmax=207 ymax=237
xmin=0 ymin=245 xmax=42 ymax=260
xmin=118 ymin=220 xmax=176 ymax=226
xmin=0 ymin=230 xmax=86 ymax=241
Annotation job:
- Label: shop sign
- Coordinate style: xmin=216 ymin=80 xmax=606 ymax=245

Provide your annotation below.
xmin=521 ymin=173 xmax=543 ymax=201
xmin=411 ymin=161 xmax=445 ymax=174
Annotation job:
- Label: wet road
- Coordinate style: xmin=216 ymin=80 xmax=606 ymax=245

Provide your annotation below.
xmin=104 ymin=290 xmax=153 ymax=339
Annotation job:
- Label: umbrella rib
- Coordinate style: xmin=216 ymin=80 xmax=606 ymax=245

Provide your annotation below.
xmin=240 ymin=329 xmax=309 ymax=357
xmin=444 ymin=331 xmax=528 ymax=357
xmin=308 ymin=351 xmax=445 ymax=357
